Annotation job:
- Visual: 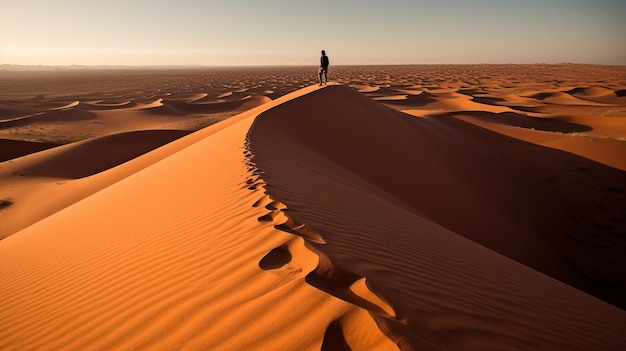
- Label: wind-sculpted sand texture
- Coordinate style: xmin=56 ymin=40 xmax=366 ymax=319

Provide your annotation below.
xmin=1 ymin=65 xmax=625 ymax=350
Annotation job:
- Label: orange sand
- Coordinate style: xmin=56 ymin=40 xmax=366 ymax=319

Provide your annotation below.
xmin=1 ymin=64 xmax=625 ymax=350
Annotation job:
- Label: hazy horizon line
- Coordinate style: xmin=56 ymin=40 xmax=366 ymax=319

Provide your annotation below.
xmin=2 ymin=62 xmax=624 ymax=70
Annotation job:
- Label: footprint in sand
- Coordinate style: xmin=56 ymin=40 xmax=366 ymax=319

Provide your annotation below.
xmin=257 ymin=211 xmax=280 ymax=223
xmin=260 ymin=216 xmax=396 ymax=319
xmin=258 ymin=236 xmax=312 ymax=284
xmin=304 ymin=246 xmax=396 ymax=318
xmin=265 ymin=200 xmax=286 ymax=211
xmin=259 ymin=245 xmax=292 ymax=270
xmin=274 ymin=217 xmax=326 ymax=244
xmin=245 ymin=141 xmax=395 ymax=319
xmin=252 ymin=194 xmax=272 ymax=208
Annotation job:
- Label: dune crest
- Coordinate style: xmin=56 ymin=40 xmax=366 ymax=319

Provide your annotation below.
xmin=0 ymin=85 xmax=403 ymax=351
xmin=247 ymin=85 xmax=626 ymax=349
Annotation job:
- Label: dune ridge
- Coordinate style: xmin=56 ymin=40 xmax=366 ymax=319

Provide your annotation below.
xmin=247 ymin=85 xmax=626 ymax=349
xmin=0 ymin=86 xmax=404 ymax=350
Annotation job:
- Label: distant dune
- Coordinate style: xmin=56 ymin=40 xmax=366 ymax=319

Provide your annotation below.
xmin=1 ymin=65 xmax=625 ymax=350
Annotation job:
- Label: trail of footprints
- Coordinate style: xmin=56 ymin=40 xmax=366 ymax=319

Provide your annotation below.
xmin=242 ymin=140 xmax=396 ymax=319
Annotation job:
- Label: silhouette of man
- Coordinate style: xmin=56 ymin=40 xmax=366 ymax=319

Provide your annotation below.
xmin=319 ymin=50 xmax=329 ymax=85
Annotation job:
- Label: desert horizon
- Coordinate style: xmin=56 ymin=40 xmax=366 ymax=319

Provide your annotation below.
xmin=1 ymin=63 xmax=625 ymax=350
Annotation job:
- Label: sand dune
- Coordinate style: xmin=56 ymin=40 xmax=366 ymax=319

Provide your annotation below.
xmin=249 ymin=84 xmax=626 ymax=304
xmin=0 ymin=87 xmax=402 ymax=350
xmin=162 ymin=95 xmax=270 ymax=114
xmin=381 ymin=91 xmax=512 ymax=113
xmin=0 ymin=105 xmax=35 ymax=120
xmin=0 ymin=130 xmax=194 ymax=238
xmin=79 ymin=101 xmax=138 ymax=110
xmin=467 ymin=93 xmax=544 ymax=108
xmin=567 ymin=86 xmax=614 ymax=97
xmin=0 ymin=108 xmax=96 ymax=128
xmin=0 ymin=139 xmax=60 ymax=162
xmin=1 ymin=65 xmax=625 ymax=350
xmin=249 ymin=87 xmax=625 ymax=349
xmin=435 ymin=110 xmax=593 ymax=133
xmin=526 ymin=91 xmax=613 ymax=106
xmin=53 ymin=100 xmax=80 ymax=110
xmin=22 ymin=130 xmax=191 ymax=178
xmin=351 ymin=84 xmax=380 ymax=93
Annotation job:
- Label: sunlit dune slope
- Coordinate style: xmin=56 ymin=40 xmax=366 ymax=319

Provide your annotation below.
xmin=0 ymin=86 xmax=400 ymax=351
xmin=0 ymin=130 xmax=191 ymax=238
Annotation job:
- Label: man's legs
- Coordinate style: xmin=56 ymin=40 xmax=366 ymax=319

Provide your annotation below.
xmin=318 ymin=68 xmax=328 ymax=85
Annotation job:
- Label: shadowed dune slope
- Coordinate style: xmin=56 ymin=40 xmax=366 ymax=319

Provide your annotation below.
xmin=248 ymin=85 xmax=626 ymax=301
xmin=0 ymin=139 xmax=60 ymax=162
xmin=248 ymin=85 xmax=625 ymax=349
xmin=21 ymin=130 xmax=192 ymax=179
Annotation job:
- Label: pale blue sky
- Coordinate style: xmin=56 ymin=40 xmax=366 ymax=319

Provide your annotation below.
xmin=1 ymin=0 xmax=625 ymax=66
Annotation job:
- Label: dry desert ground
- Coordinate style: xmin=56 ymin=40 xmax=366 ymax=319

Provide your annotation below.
xmin=1 ymin=64 xmax=625 ymax=350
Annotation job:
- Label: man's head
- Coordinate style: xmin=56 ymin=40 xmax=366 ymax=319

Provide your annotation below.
xmin=321 ymin=50 xmax=326 ymax=56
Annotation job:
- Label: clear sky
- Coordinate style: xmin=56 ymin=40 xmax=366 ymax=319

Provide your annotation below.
xmin=1 ymin=0 xmax=625 ymax=66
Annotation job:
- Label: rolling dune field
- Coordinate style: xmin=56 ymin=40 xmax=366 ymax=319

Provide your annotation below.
xmin=1 ymin=64 xmax=625 ymax=350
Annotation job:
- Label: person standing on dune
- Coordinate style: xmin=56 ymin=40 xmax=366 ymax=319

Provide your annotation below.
xmin=319 ymin=50 xmax=329 ymax=85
